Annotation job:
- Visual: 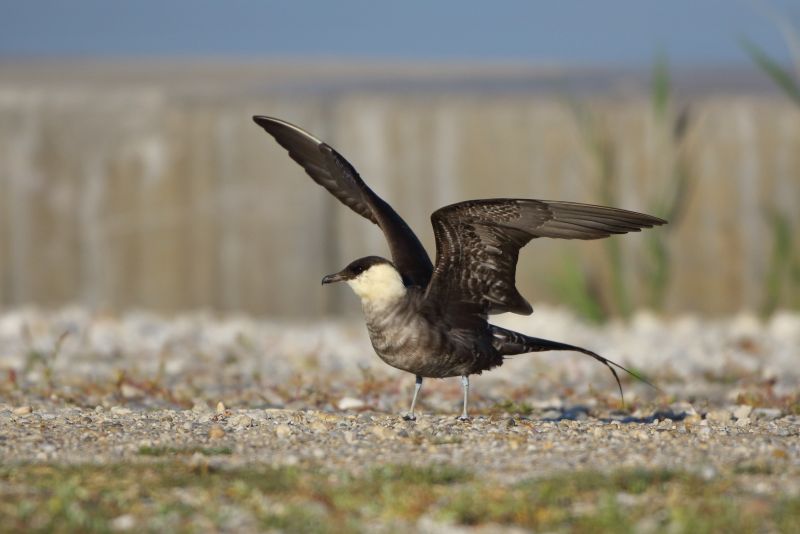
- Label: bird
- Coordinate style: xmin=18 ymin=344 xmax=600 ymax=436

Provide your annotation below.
xmin=253 ymin=115 xmax=666 ymax=420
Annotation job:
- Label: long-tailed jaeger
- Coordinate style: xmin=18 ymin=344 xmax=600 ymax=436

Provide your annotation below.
xmin=253 ymin=115 xmax=666 ymax=420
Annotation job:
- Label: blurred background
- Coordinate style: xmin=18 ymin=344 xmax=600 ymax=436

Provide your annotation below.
xmin=1 ymin=0 xmax=799 ymax=321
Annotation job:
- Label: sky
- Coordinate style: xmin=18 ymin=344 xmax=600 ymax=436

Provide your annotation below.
xmin=1 ymin=0 xmax=798 ymax=65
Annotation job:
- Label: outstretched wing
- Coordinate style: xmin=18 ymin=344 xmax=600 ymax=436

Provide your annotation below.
xmin=253 ymin=116 xmax=433 ymax=287
xmin=425 ymin=199 xmax=666 ymax=315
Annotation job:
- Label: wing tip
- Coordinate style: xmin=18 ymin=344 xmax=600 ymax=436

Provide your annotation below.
xmin=507 ymin=296 xmax=534 ymax=316
xmin=251 ymin=115 xmax=324 ymax=145
xmin=252 ymin=115 xmax=274 ymax=127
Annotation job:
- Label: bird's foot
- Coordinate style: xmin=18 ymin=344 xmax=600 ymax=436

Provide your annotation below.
xmin=456 ymin=415 xmax=470 ymax=422
xmin=402 ymin=413 xmax=417 ymax=421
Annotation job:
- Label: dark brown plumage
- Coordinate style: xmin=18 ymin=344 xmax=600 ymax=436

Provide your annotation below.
xmin=254 ymin=115 xmax=665 ymax=420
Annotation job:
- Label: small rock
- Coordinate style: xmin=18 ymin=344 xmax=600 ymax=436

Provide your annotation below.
xmin=208 ymin=425 xmax=225 ymax=439
xmin=706 ymin=410 xmax=732 ymax=424
xmin=772 ymin=448 xmax=788 ymax=459
xmin=670 ymin=402 xmax=698 ymax=416
xmin=188 ymin=452 xmax=209 ymax=470
xmin=736 ymin=417 xmax=751 ymax=427
xmin=275 ymin=424 xmax=292 ymax=438
xmin=233 ymin=414 xmax=253 ymax=428
xmin=13 ymin=406 xmax=32 ymax=416
xmin=684 ymin=414 xmax=702 ymax=425
xmin=110 ymin=406 xmax=132 ymax=415
xmin=416 ymin=419 xmax=433 ymax=431
xmin=111 ymin=514 xmax=136 ymax=531
xmin=309 ymin=421 xmax=329 ymax=433
xmin=370 ymin=425 xmax=393 ymax=439
xmin=337 ymin=397 xmax=365 ymax=410
xmin=733 ymin=405 xmax=753 ymax=420
xmin=216 ymin=402 xmax=226 ymax=414
xmin=752 ymin=408 xmax=782 ymax=421
xmin=120 ymin=384 xmax=143 ymax=399
xmin=701 ymin=465 xmax=717 ymax=480
xmin=318 ymin=413 xmax=339 ymax=424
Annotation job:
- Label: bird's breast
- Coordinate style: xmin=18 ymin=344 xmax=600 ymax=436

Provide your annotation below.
xmin=362 ymin=300 xmax=476 ymax=378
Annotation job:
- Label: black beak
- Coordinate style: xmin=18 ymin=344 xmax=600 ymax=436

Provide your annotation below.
xmin=321 ymin=271 xmax=347 ymax=285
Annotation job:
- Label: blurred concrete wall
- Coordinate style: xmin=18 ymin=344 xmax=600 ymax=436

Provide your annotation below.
xmin=0 ymin=62 xmax=798 ymax=316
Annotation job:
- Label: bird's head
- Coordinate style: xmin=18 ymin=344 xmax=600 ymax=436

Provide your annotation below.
xmin=322 ymin=256 xmax=406 ymax=309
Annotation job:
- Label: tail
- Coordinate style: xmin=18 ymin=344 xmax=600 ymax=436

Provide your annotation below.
xmin=491 ymin=326 xmax=659 ymax=404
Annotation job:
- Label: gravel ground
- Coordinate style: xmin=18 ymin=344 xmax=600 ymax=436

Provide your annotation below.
xmin=2 ymin=402 xmax=798 ymax=483
xmin=1 ymin=306 xmax=799 ymax=531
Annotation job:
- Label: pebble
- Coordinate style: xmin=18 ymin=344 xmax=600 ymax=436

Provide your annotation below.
xmin=310 ymin=421 xmax=329 ymax=433
xmin=111 ymin=514 xmax=136 ymax=531
xmin=736 ymin=417 xmax=751 ymax=427
xmin=707 ymin=410 xmax=732 ymax=424
xmin=416 ymin=419 xmax=433 ymax=431
xmin=684 ymin=414 xmax=702 ymax=425
xmin=671 ymin=402 xmax=698 ymax=416
xmin=216 ymin=402 xmax=226 ymax=414
xmin=752 ymin=408 xmax=782 ymax=421
xmin=232 ymin=414 xmax=253 ymax=428
xmin=13 ymin=406 xmax=32 ymax=415
xmin=120 ymin=384 xmax=142 ymax=399
xmin=733 ymin=405 xmax=753 ymax=420
xmin=275 ymin=424 xmax=292 ymax=438
xmin=208 ymin=425 xmax=225 ymax=439
xmin=370 ymin=425 xmax=394 ymax=439
xmin=338 ymin=397 xmax=366 ymax=410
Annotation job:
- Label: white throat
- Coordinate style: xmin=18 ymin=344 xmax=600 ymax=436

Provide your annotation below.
xmin=346 ymin=263 xmax=407 ymax=310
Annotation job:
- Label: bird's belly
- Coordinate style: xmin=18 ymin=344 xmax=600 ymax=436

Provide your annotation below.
xmin=366 ymin=317 xmax=474 ymax=378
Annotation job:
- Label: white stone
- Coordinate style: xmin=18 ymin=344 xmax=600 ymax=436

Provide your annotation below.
xmin=337 ymin=397 xmax=365 ymax=410
xmin=733 ymin=405 xmax=753 ymax=420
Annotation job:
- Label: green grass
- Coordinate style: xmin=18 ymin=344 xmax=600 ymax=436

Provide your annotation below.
xmin=0 ymin=463 xmax=798 ymax=533
xmin=559 ymin=54 xmax=693 ymax=321
xmin=492 ymin=399 xmax=535 ymax=416
xmin=137 ymin=445 xmax=233 ymax=457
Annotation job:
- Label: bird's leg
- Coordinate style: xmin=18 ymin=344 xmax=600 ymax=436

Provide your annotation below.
xmin=457 ymin=375 xmax=470 ymax=421
xmin=403 ymin=375 xmax=423 ymax=421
